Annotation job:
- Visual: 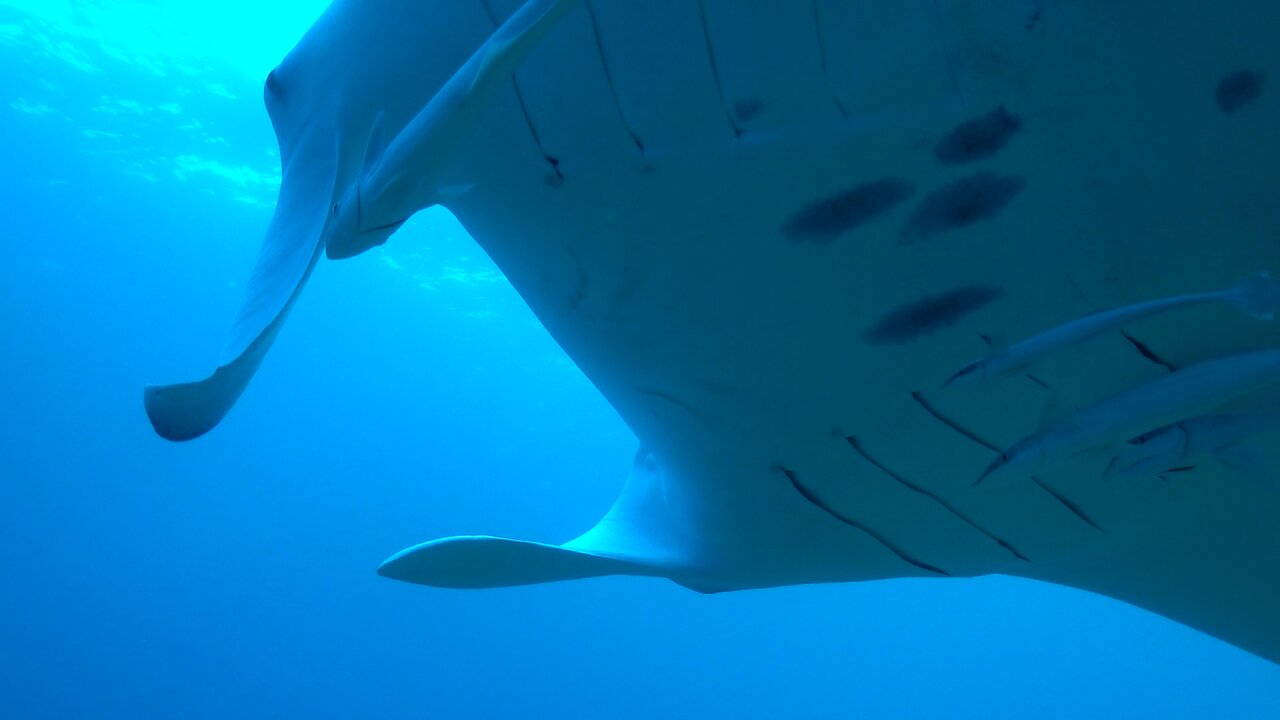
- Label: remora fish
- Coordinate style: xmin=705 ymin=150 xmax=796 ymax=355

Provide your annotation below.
xmin=323 ymin=0 xmax=581 ymax=260
xmin=1106 ymin=407 xmax=1280 ymax=482
xmin=947 ymin=272 xmax=1280 ymax=386
xmin=976 ymin=348 xmax=1280 ymax=484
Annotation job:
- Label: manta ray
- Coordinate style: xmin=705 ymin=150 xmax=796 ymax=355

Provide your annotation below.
xmin=144 ymin=0 xmax=1280 ymax=662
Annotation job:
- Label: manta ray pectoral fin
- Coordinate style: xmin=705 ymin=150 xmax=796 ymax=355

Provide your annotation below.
xmin=144 ymin=133 xmax=339 ymax=441
xmin=377 ymin=536 xmax=665 ymax=589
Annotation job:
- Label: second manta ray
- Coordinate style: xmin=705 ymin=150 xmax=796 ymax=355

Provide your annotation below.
xmin=977 ymin=348 xmax=1280 ymax=485
xmin=947 ymin=272 xmax=1280 ymax=386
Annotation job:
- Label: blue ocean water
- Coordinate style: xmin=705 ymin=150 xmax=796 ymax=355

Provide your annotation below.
xmin=1 ymin=2 xmax=1277 ymax=717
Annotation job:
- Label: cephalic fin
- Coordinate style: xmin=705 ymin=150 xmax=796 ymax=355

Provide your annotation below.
xmin=144 ymin=131 xmax=339 ymax=440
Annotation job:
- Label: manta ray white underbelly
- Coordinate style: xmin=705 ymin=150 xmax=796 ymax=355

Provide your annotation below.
xmin=145 ymin=1 xmax=1280 ymax=662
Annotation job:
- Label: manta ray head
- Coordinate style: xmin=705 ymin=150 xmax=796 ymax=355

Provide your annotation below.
xmin=324 ymin=179 xmax=407 ymax=260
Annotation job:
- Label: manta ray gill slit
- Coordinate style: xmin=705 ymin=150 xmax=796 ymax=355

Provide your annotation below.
xmin=844 ymin=436 xmax=1030 ymax=562
xmin=776 ymin=465 xmax=951 ymax=576
xmin=695 ymin=0 xmax=743 ymax=139
xmin=477 ymin=0 xmax=565 ymax=182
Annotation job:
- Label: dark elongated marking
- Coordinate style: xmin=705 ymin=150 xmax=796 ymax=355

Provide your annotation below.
xmin=1217 ymin=70 xmax=1265 ymax=114
xmin=933 ymin=106 xmax=1022 ymax=164
xmin=582 ymin=0 xmax=646 ymax=156
xmin=810 ymin=0 xmax=849 ymax=117
xmin=782 ymin=179 xmax=916 ymax=243
xmin=779 ymin=466 xmax=950 ymax=576
xmin=864 ymin=286 xmax=1003 ymax=344
xmin=911 ymin=391 xmax=1002 ymax=452
xmin=845 ymin=436 xmax=1029 ymax=562
xmin=916 ymin=388 xmax=1103 ymax=533
xmin=696 ymin=0 xmax=742 ymax=137
xmin=901 ymin=172 xmax=1026 ymax=242
xmin=1032 ymin=477 xmax=1105 ymax=532
xmin=1121 ymin=331 xmax=1176 ymax=371
xmin=478 ymin=0 xmax=563 ymax=181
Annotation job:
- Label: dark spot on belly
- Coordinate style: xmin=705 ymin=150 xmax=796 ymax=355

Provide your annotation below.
xmin=933 ymin=106 xmax=1022 ymax=164
xmin=782 ymin=179 xmax=916 ymax=244
xmin=901 ymin=172 xmax=1025 ymax=242
xmin=1217 ymin=70 xmax=1265 ymax=114
xmin=864 ymin=286 xmax=1004 ymax=344
xmin=734 ymin=98 xmax=766 ymax=122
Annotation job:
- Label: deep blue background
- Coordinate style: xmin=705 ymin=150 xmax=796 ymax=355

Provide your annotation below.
xmin=1 ymin=2 xmax=1277 ymax=717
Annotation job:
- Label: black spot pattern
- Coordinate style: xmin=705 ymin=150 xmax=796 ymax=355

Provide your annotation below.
xmin=1217 ymin=70 xmax=1265 ymax=114
xmin=864 ymin=286 xmax=1004 ymax=344
xmin=933 ymin=106 xmax=1023 ymax=164
xmin=901 ymin=172 xmax=1025 ymax=242
xmin=781 ymin=179 xmax=916 ymax=244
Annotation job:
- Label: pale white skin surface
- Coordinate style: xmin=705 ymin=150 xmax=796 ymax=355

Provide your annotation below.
xmin=147 ymin=1 xmax=1280 ymax=662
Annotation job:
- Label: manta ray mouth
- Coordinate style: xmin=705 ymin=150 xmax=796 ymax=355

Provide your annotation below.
xmin=327 ymin=219 xmax=406 ymax=260
xmin=355 ymin=186 xmax=407 ymax=240
xmin=365 ymin=219 xmax=407 ymax=235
